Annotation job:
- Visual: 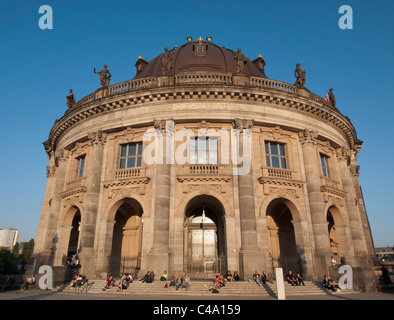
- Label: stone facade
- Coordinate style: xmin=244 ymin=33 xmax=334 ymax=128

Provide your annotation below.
xmin=32 ymin=38 xmax=378 ymax=292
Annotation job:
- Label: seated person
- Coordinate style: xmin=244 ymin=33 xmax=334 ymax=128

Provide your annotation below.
xmin=295 ymin=272 xmax=305 ymax=286
xmin=253 ymin=270 xmax=262 ymax=286
xmin=233 ymin=271 xmax=240 ymax=281
xmin=23 ymin=275 xmax=36 ymax=290
xmin=331 ymin=256 xmax=341 ymax=267
xmin=125 ymin=273 xmax=133 ymax=284
xmin=105 ymin=275 xmax=114 ymax=289
xmin=169 ymin=276 xmax=176 ymax=287
xmin=225 ymin=270 xmax=233 ymax=281
xmin=286 ymin=271 xmax=296 ymax=286
xmin=141 ymin=271 xmax=150 ymax=283
xmin=160 ymin=271 xmax=168 ymax=281
xmin=322 ymin=275 xmax=337 ymax=292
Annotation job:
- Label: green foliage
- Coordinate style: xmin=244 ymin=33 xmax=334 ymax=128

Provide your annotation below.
xmin=0 ymin=248 xmax=17 ymax=274
xmin=0 ymin=239 xmax=35 ymax=274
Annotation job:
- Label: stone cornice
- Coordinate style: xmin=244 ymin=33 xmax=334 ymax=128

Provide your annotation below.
xmin=103 ymin=177 xmax=151 ymax=188
xmin=47 ymin=76 xmax=358 ymax=153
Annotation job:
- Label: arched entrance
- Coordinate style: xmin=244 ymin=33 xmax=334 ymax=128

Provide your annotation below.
xmin=109 ymin=198 xmax=143 ymax=277
xmin=184 ymin=195 xmax=226 ymax=279
xmin=267 ymin=198 xmax=302 ymax=275
xmin=326 ymin=205 xmax=349 ymax=263
xmin=67 ymin=208 xmax=81 ymax=258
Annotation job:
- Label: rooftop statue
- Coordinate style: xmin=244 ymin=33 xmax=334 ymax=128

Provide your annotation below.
xmin=161 ymin=47 xmax=173 ymax=75
xmin=328 ymin=88 xmax=336 ymax=108
xmin=234 ymin=48 xmax=248 ymax=74
xmin=294 ymin=63 xmax=306 ymax=88
xmin=94 ymin=64 xmax=112 ymax=87
xmin=66 ymin=89 xmax=75 ymax=108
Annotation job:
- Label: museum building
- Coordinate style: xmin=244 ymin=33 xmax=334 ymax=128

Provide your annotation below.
xmin=33 ymin=36 xmax=378 ymax=292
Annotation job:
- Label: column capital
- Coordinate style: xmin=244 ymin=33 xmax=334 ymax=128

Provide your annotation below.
xmin=335 ymin=147 xmax=350 ymax=162
xmin=298 ymin=129 xmax=318 ymax=146
xmin=46 ymin=165 xmax=56 ymax=178
xmin=88 ymin=130 xmax=107 ymax=148
xmin=55 ymin=149 xmax=69 ymax=164
xmin=154 ymin=119 xmax=174 ymax=137
xmin=232 ymin=118 xmax=253 ymax=133
xmin=350 ymin=164 xmax=360 ymax=177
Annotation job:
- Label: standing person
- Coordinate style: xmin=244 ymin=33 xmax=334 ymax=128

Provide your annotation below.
xmin=262 ymin=271 xmax=272 ymax=284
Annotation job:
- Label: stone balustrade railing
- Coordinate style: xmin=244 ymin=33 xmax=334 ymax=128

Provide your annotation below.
xmin=267 ymin=168 xmax=293 ymax=179
xmin=114 ymin=167 xmax=145 ymax=179
xmin=71 ymin=74 xmax=308 ymax=109
xmin=189 ymin=164 xmax=220 ymax=174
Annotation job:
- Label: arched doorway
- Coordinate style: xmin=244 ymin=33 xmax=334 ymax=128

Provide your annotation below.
xmin=66 ymin=207 xmax=81 ymax=258
xmin=184 ymin=195 xmax=226 ymax=279
xmin=267 ymin=199 xmax=301 ymax=275
xmin=109 ymin=198 xmax=143 ymax=277
xmin=326 ymin=205 xmax=349 ymax=263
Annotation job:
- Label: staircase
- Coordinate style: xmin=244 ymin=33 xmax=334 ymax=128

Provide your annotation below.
xmin=61 ymin=279 xmax=358 ymax=297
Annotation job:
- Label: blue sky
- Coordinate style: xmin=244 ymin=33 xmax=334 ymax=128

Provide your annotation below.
xmin=0 ymin=0 xmax=393 ymax=247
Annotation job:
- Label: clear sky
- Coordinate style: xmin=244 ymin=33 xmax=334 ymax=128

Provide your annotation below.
xmin=0 ymin=0 xmax=393 ymax=247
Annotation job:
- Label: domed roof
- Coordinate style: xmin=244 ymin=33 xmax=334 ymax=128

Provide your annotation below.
xmin=133 ymin=37 xmax=268 ymax=79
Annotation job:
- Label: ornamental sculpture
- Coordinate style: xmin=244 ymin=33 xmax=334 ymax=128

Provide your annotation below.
xmin=234 ymin=48 xmax=248 ymax=74
xmin=294 ymin=63 xmax=306 ymax=88
xmin=328 ymin=88 xmax=336 ymax=108
xmin=161 ymin=47 xmax=173 ymax=75
xmin=66 ymin=89 xmax=75 ymax=108
xmin=94 ymin=64 xmax=112 ymax=87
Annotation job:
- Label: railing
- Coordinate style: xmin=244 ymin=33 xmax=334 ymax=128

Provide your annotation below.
xmin=114 ymin=167 xmax=144 ymax=179
xmin=267 ymin=168 xmax=292 ymax=179
xmin=66 ymin=177 xmax=87 ymax=190
xmin=107 ymin=254 xmax=141 ymax=278
xmin=185 ymin=253 xmax=226 ymax=276
xmin=320 ymin=176 xmax=340 ymax=189
xmin=249 ymin=77 xmax=296 ymax=93
xmin=175 ymin=73 xmax=232 ymax=85
xmin=108 ymin=77 xmax=157 ymax=95
xmin=271 ymin=255 xmax=303 ymax=277
xmin=189 ymin=164 xmax=219 ymax=174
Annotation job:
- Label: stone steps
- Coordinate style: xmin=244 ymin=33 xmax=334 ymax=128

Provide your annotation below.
xmin=62 ymin=279 xmax=358 ymax=297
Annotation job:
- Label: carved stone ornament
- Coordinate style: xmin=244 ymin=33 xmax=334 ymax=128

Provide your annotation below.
xmin=234 ymin=48 xmax=248 ymax=74
xmin=294 ymin=63 xmax=306 ymax=88
xmin=161 ymin=47 xmax=173 ymax=75
xmin=350 ymin=165 xmax=360 ymax=177
xmin=232 ymin=118 xmax=253 ymax=133
xmin=298 ymin=129 xmax=318 ymax=145
xmin=93 ymin=64 xmax=112 ymax=87
xmin=154 ymin=119 xmax=174 ymax=136
xmin=46 ymin=165 xmax=56 ymax=178
xmin=56 ymin=149 xmax=69 ymax=163
xmin=336 ymin=147 xmax=349 ymax=162
xmin=88 ymin=130 xmax=107 ymax=147
xmin=66 ymin=89 xmax=76 ymax=109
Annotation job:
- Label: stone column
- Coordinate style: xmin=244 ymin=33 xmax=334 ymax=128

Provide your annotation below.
xmin=78 ymin=130 xmax=107 ymax=278
xmin=145 ymin=120 xmax=173 ymax=275
xmin=233 ymin=119 xmax=263 ymax=279
xmin=40 ymin=149 xmax=69 ymax=266
xmin=336 ymin=147 xmax=377 ymax=292
xmin=34 ymin=150 xmax=56 ymax=254
xmin=298 ymin=129 xmax=331 ymax=279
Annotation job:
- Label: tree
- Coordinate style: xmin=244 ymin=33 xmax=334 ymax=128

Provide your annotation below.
xmin=0 ymin=248 xmax=17 ymax=274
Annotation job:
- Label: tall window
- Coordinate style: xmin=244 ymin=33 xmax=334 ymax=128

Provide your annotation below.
xmin=320 ymin=154 xmax=331 ymax=178
xmin=120 ymin=142 xmax=143 ymax=169
xmin=190 ymin=137 xmax=218 ymax=164
xmin=265 ymin=141 xmax=287 ymax=169
xmin=75 ymin=156 xmax=85 ymax=179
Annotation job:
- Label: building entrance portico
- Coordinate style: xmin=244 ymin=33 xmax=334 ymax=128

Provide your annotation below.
xmin=183 ymin=195 xmax=226 ymax=279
